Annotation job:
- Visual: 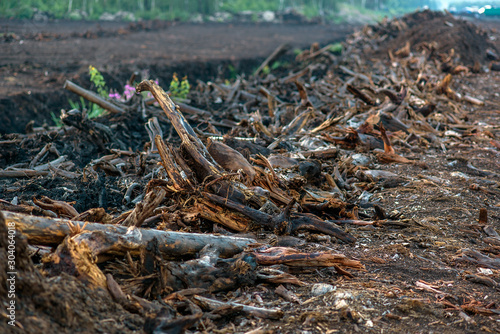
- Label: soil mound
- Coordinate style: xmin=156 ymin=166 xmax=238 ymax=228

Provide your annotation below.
xmin=351 ymin=10 xmax=497 ymax=66
xmin=0 ymin=213 xmax=143 ymax=333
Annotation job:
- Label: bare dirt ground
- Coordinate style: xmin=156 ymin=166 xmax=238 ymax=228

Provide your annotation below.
xmin=0 ymin=19 xmax=354 ymax=133
xmin=1 ymin=12 xmax=500 ymax=334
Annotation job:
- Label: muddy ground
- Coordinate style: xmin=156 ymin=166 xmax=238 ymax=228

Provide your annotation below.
xmin=1 ymin=13 xmax=500 ymax=334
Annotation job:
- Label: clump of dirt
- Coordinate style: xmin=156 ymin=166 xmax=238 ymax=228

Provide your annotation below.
xmin=352 ymin=10 xmax=497 ymax=66
xmin=0 ymin=212 xmax=144 ymax=333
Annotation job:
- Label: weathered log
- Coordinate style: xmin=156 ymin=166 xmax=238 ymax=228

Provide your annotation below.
xmin=4 ymin=210 xmax=256 ymax=259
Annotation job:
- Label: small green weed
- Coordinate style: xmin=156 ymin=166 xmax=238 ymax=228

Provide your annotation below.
xmin=329 ymin=43 xmax=343 ymax=54
xmin=89 ymin=65 xmax=108 ymax=98
xmin=169 ymin=73 xmax=190 ymax=100
xmin=63 ymin=65 xmax=109 ymax=124
xmin=50 ymin=111 xmax=63 ymax=127
xmin=262 ymin=65 xmax=271 ymax=75
xmin=271 ymin=60 xmax=288 ymax=70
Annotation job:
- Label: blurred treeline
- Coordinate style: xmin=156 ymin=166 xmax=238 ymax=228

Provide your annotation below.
xmin=0 ymin=0 xmax=441 ymax=21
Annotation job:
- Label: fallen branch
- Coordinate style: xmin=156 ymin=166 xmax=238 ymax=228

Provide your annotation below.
xmin=4 ymin=210 xmax=256 ymax=259
xmin=64 ymin=80 xmax=125 ymax=114
xmin=253 ymin=247 xmax=364 ymax=269
xmin=254 ymin=43 xmax=290 ymax=76
xmin=0 ymin=170 xmax=49 ymax=178
xmin=192 ymin=295 xmax=283 ymax=320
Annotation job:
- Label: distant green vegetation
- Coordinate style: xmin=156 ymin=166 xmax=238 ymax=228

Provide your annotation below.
xmin=0 ymin=0 xmax=442 ymax=22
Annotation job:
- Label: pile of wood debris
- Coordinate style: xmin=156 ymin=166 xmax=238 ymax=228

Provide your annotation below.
xmin=1 ymin=10 xmax=499 ymax=334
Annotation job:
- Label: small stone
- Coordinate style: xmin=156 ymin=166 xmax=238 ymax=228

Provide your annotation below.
xmin=351 ymin=153 xmax=371 ymax=166
xmin=311 ymin=283 xmax=335 ymax=296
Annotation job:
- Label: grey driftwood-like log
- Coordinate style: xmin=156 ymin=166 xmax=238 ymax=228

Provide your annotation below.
xmin=3 ymin=211 xmax=256 ymax=258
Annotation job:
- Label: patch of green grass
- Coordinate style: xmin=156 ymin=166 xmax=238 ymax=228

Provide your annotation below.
xmin=50 ymin=111 xmax=63 ymax=127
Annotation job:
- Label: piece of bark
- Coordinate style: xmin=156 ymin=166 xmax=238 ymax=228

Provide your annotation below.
xmin=196 ymin=200 xmax=250 ymax=232
xmin=144 ymin=312 xmax=202 ymax=334
xmin=73 ymin=207 xmax=113 ymax=224
xmin=377 ymin=123 xmax=414 ymax=164
xmin=256 ymin=267 xmax=306 ymax=286
xmin=106 ymin=274 xmax=143 ymax=313
xmin=192 ymin=295 xmax=283 ymax=320
xmin=43 ymin=235 xmax=108 ymax=289
xmin=0 ymin=199 xmax=47 ymax=216
xmin=454 ymin=249 xmax=500 ymax=269
xmin=478 ymin=208 xmax=488 ymax=225
xmin=435 ymin=74 xmax=452 ymax=95
xmin=48 ymin=164 xmax=81 ymax=179
xmin=155 ymin=136 xmax=193 ymax=191
xmin=32 ymin=195 xmax=79 ymax=218
xmin=347 ymin=84 xmax=376 ymax=105
xmin=465 ymin=274 xmax=498 ymax=288
xmin=4 ymin=210 xmax=256 ymax=259
xmin=121 ymin=188 xmax=167 ymax=227
xmin=253 ymin=247 xmax=364 ymax=269
xmin=282 ymin=107 xmax=315 ymax=137
xmin=275 ymin=285 xmax=301 ymax=303
xmin=207 ymin=138 xmax=256 ymax=183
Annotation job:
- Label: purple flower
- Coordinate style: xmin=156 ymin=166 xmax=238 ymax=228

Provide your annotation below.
xmin=123 ymin=84 xmax=136 ymax=100
xmin=108 ymin=92 xmax=121 ymax=100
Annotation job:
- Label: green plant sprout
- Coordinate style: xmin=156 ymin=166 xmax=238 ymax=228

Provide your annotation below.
xmin=89 ymin=65 xmax=108 ymax=98
xmin=169 ymin=73 xmax=190 ymax=100
xmin=86 ymin=65 xmax=109 ymax=119
xmin=329 ymin=43 xmax=343 ymax=54
xmin=64 ymin=66 xmax=109 ymax=123
xmin=50 ymin=111 xmax=63 ymax=127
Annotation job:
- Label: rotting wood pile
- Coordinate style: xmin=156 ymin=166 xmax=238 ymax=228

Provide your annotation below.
xmin=1 ymin=10 xmax=499 ymax=334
